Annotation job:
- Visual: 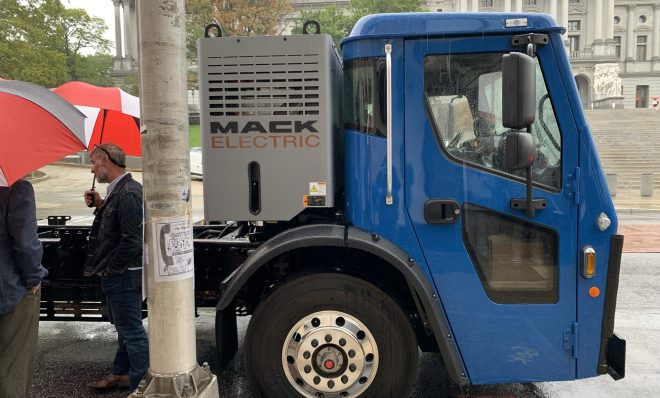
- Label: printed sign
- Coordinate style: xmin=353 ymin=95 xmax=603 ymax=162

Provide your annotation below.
xmin=309 ymin=181 xmax=327 ymax=196
xmin=151 ymin=215 xmax=194 ymax=282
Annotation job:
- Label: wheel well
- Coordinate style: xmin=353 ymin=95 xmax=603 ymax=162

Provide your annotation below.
xmin=240 ymin=245 xmax=438 ymax=352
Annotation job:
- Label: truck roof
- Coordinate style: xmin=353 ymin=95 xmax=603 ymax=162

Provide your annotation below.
xmin=342 ymin=12 xmax=565 ymax=46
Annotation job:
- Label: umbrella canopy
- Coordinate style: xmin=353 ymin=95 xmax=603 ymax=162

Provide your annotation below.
xmin=0 ymin=80 xmax=86 ymax=187
xmin=53 ymin=81 xmax=141 ymax=156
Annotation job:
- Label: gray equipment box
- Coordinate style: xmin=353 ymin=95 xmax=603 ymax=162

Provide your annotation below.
xmin=198 ymin=33 xmax=342 ymax=222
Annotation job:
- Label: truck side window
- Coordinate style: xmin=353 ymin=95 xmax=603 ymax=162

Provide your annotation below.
xmin=424 ymin=53 xmax=562 ymax=190
xmin=344 ymin=58 xmax=387 ymax=137
xmin=462 ymin=203 xmax=559 ymax=304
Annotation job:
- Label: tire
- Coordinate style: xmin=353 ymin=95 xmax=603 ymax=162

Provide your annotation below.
xmin=244 ymin=273 xmax=418 ymax=398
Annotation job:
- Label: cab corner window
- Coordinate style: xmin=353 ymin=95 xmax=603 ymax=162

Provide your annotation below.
xmin=462 ymin=203 xmax=559 ymax=304
xmin=344 ymin=58 xmax=387 ymax=137
xmin=424 ymin=53 xmax=562 ymax=190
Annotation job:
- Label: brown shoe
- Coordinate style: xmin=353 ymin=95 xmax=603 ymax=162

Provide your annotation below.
xmin=87 ymin=374 xmax=130 ymax=390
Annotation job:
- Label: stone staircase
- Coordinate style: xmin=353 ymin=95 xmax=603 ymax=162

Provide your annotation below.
xmin=585 ymin=109 xmax=660 ymax=191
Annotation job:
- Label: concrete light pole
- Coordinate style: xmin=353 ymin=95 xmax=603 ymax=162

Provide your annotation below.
xmin=134 ymin=1 xmax=218 ymax=396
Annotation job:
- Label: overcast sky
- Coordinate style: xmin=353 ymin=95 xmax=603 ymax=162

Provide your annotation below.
xmin=65 ymin=0 xmax=117 ymax=54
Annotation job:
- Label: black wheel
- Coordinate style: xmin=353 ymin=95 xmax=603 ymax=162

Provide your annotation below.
xmin=244 ymin=273 xmax=418 ymax=398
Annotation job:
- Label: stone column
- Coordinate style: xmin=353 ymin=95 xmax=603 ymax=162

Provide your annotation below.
xmin=113 ymin=0 xmax=123 ymax=58
xmin=459 ymin=0 xmax=467 ymax=12
xmin=548 ymin=0 xmax=557 ymax=21
xmin=123 ymin=0 xmax=132 ymax=60
xmin=558 ymin=0 xmax=569 ymax=48
xmin=595 ymin=0 xmax=604 ymax=42
xmin=130 ymin=0 xmax=139 ymax=61
xmin=626 ymin=5 xmax=635 ymax=60
xmin=503 ymin=0 xmax=511 ymax=13
xmin=514 ymin=0 xmax=522 ymax=13
xmin=561 ymin=0 xmax=569 ymax=29
xmin=653 ymin=4 xmax=660 ymax=60
xmin=606 ymin=0 xmax=615 ymax=40
xmin=471 ymin=0 xmax=479 ymax=12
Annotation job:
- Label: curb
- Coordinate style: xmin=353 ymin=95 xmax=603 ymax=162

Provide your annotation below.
xmin=615 ymin=207 xmax=660 ymax=215
xmin=28 ymin=173 xmax=51 ymax=184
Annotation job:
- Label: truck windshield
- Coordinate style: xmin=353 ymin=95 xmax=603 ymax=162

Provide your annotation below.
xmin=424 ymin=52 xmax=562 ymax=190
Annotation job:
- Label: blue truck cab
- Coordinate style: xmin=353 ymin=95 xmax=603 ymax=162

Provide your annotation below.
xmin=341 ymin=11 xmax=624 ymax=386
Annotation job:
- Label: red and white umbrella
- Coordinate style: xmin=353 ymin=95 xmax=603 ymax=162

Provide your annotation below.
xmin=0 ymin=80 xmax=86 ymax=186
xmin=53 ymin=81 xmax=141 ymax=156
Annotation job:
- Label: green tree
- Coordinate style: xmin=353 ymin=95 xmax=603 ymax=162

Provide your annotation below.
xmin=291 ymin=0 xmax=425 ymax=47
xmin=348 ymin=0 xmax=424 ymax=16
xmin=291 ymin=5 xmax=351 ymax=47
xmin=75 ymin=54 xmax=114 ymax=87
xmin=0 ymin=0 xmax=110 ymax=87
xmin=210 ymin=0 xmax=293 ymax=36
xmin=0 ymin=0 xmax=68 ymax=85
xmin=185 ymin=0 xmax=214 ymax=63
xmin=119 ymin=73 xmax=140 ymax=96
xmin=56 ymin=7 xmax=111 ymax=81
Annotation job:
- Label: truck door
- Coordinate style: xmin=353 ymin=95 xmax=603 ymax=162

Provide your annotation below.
xmin=404 ymin=36 xmax=579 ymax=383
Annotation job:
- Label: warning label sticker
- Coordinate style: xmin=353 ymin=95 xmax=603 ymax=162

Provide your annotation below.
xmin=309 ymin=181 xmax=327 ymax=196
xmin=152 ymin=215 xmax=194 ymax=282
xmin=304 ymin=195 xmax=326 ymax=207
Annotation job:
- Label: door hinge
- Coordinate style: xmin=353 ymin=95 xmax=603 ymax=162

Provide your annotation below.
xmin=563 ymin=322 xmax=579 ymax=358
xmin=566 ymin=167 xmax=581 ymax=205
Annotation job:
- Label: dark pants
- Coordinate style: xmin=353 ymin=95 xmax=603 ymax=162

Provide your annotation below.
xmin=0 ymin=290 xmax=40 ymax=398
xmin=102 ymin=270 xmax=149 ymax=390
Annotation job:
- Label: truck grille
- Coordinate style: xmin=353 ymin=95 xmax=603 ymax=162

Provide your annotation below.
xmin=204 ymin=54 xmax=321 ymax=117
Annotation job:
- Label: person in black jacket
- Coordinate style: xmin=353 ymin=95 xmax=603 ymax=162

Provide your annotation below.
xmin=0 ymin=178 xmax=47 ymax=398
xmin=83 ymin=143 xmax=148 ymax=391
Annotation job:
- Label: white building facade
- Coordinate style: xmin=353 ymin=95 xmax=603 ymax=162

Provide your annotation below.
xmin=429 ymin=1 xmax=660 ymax=109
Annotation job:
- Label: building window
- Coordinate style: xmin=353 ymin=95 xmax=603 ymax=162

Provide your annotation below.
xmin=636 ymin=85 xmax=649 ymax=108
xmin=614 ymin=36 xmax=621 ymax=58
xmin=637 ymin=35 xmax=647 ymax=61
xmin=569 ymin=0 xmax=580 ymax=3
xmin=524 ymin=0 xmax=537 ymax=5
xmin=481 ymin=0 xmax=493 ymax=7
xmin=569 ymin=35 xmax=580 ymax=56
xmin=639 ymin=15 xmax=647 ymax=24
xmin=568 ymin=20 xmax=581 ymax=32
xmin=614 ymin=16 xmax=621 ymax=24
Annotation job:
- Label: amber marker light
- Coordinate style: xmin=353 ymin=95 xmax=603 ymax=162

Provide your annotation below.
xmin=589 ymin=287 xmax=601 ymax=298
xmin=582 ymin=246 xmax=596 ymax=278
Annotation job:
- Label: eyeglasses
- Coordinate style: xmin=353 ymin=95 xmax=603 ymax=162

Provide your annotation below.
xmin=93 ymin=145 xmax=126 ymax=168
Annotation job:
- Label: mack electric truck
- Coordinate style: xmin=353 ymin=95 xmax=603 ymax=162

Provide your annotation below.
xmin=38 ymin=12 xmax=625 ymax=398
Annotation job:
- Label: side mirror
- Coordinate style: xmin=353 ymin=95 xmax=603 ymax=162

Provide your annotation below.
xmin=506 ymin=131 xmax=537 ymax=170
xmin=502 ymin=52 xmax=536 ymax=129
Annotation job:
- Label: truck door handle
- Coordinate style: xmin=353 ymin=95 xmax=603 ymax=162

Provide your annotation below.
xmin=424 ymin=200 xmax=460 ymax=224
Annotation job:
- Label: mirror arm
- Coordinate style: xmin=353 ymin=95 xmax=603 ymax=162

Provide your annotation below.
xmin=526 ymin=165 xmax=534 ymax=217
xmin=509 ymin=126 xmax=547 ymax=217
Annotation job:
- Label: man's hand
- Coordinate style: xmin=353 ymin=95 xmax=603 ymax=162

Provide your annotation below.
xmin=29 ymin=282 xmax=41 ymax=295
xmin=84 ymin=190 xmax=102 ymax=208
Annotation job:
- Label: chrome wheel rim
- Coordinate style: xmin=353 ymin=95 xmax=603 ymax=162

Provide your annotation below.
xmin=282 ymin=310 xmax=379 ymax=398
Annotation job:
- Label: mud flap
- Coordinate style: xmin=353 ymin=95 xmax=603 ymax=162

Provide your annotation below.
xmin=606 ymin=334 xmax=626 ymax=380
